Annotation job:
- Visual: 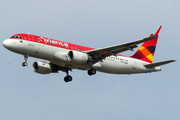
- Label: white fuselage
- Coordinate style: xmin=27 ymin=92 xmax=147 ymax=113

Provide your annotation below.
xmin=3 ymin=38 xmax=161 ymax=74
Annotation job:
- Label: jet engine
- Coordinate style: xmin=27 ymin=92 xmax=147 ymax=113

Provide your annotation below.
xmin=54 ymin=50 xmax=89 ymax=64
xmin=32 ymin=61 xmax=52 ymax=74
xmin=67 ymin=51 xmax=89 ymax=64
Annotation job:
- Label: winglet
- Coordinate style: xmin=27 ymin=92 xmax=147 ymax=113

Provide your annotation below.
xmin=154 ymin=26 xmax=162 ymax=36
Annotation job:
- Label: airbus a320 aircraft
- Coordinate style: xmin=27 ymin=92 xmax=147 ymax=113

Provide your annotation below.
xmin=3 ymin=26 xmax=175 ymax=82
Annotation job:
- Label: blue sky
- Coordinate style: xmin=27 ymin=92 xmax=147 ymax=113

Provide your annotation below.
xmin=0 ymin=0 xmax=179 ymax=120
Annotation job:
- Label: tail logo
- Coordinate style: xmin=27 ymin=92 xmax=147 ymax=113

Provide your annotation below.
xmin=131 ymin=26 xmax=162 ymax=63
xmin=136 ymin=45 xmax=156 ymax=62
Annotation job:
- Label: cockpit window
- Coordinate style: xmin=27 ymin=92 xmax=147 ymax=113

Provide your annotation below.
xmin=10 ymin=36 xmax=22 ymax=39
xmin=11 ymin=36 xmax=15 ymax=38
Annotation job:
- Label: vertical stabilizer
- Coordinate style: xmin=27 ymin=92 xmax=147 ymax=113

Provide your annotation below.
xmin=131 ymin=26 xmax=162 ymax=63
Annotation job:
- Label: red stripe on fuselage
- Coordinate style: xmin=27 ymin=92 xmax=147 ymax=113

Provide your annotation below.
xmin=11 ymin=33 xmax=126 ymax=57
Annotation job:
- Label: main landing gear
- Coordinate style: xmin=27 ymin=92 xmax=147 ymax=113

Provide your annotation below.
xmin=87 ymin=63 xmax=96 ymax=76
xmin=63 ymin=68 xmax=96 ymax=83
xmin=64 ymin=70 xmax=72 ymax=83
xmin=22 ymin=54 xmax=28 ymax=67
xmin=88 ymin=68 xmax=96 ymax=76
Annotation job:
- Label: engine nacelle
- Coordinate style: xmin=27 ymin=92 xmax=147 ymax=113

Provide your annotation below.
xmin=54 ymin=50 xmax=89 ymax=64
xmin=67 ymin=51 xmax=89 ymax=64
xmin=32 ymin=61 xmax=52 ymax=74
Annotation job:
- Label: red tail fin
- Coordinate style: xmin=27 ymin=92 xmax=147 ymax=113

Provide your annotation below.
xmin=131 ymin=26 xmax=162 ymax=63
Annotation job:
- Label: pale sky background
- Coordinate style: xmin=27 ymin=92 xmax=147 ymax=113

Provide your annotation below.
xmin=0 ymin=0 xmax=179 ymax=120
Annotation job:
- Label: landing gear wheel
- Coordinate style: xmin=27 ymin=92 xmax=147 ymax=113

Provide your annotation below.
xmin=88 ymin=68 xmax=96 ymax=76
xmin=22 ymin=62 xmax=28 ymax=67
xmin=64 ymin=75 xmax=73 ymax=82
xmin=22 ymin=54 xmax=28 ymax=67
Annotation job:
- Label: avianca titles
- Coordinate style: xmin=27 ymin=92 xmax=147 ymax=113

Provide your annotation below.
xmin=3 ymin=26 xmax=175 ymax=82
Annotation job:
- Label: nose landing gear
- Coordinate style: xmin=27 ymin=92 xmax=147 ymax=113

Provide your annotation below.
xmin=22 ymin=62 xmax=28 ymax=67
xmin=22 ymin=54 xmax=28 ymax=67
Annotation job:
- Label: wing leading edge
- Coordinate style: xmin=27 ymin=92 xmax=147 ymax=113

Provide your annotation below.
xmin=85 ymin=35 xmax=156 ymax=63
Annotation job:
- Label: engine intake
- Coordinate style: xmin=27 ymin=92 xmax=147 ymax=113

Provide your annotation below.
xmin=67 ymin=51 xmax=89 ymax=64
xmin=32 ymin=61 xmax=52 ymax=74
xmin=54 ymin=50 xmax=89 ymax=64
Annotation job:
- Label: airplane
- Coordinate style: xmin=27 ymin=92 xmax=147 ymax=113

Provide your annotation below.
xmin=2 ymin=26 xmax=175 ymax=82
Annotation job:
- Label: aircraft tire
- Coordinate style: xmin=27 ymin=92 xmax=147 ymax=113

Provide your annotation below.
xmin=64 ymin=75 xmax=72 ymax=82
xmin=22 ymin=62 xmax=28 ymax=67
xmin=88 ymin=69 xmax=96 ymax=76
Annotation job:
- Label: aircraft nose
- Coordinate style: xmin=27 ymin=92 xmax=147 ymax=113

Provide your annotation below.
xmin=3 ymin=39 xmax=10 ymax=48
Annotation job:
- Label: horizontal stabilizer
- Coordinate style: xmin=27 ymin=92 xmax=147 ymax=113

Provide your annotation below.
xmin=144 ymin=60 xmax=176 ymax=68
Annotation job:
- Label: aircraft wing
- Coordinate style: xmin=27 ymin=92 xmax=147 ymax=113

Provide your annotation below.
xmin=85 ymin=35 xmax=156 ymax=63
